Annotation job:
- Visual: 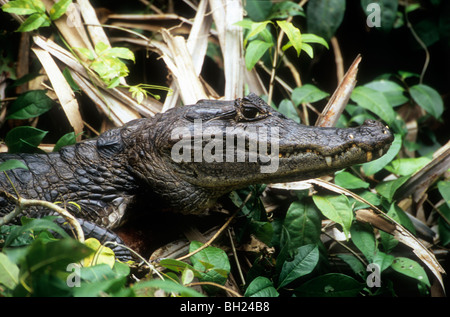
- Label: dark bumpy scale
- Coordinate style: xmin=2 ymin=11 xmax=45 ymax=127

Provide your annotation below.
xmin=0 ymin=94 xmax=394 ymax=259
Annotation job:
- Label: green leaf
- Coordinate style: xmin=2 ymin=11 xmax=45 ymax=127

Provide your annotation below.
xmin=306 ymin=0 xmax=346 ymax=41
xmin=313 ymin=195 xmax=353 ymax=238
xmin=350 ymin=86 xmax=396 ymax=124
xmin=0 ymin=253 xmax=19 ymax=290
xmin=4 ymin=217 xmax=70 ymax=248
xmin=49 ymin=0 xmax=72 ymax=20
xmin=409 ymin=84 xmax=444 ymax=118
xmin=277 ymin=20 xmax=302 ymax=56
xmin=189 ymin=241 xmax=230 ymax=286
xmin=375 ymin=175 xmax=409 ymax=202
xmin=362 ymin=133 xmax=402 ymax=175
xmin=301 ymin=33 xmax=329 ymax=49
xmin=244 ymin=40 xmax=273 ymax=70
xmin=76 ymin=47 xmax=95 ymax=60
xmin=159 ymin=259 xmax=201 ymax=277
xmin=0 ymin=159 xmax=28 ymax=171
xmin=267 ymin=1 xmax=305 ymax=20
xmin=53 ymin=132 xmax=78 ymax=152
xmin=245 ymin=276 xmax=279 ymax=297
xmin=133 ymin=279 xmax=205 ymax=297
xmin=364 ymin=79 xmax=408 ymax=107
xmin=391 ymin=257 xmax=430 ymax=287
xmin=6 ymin=90 xmax=54 ymax=120
xmin=277 ymin=99 xmax=300 ymax=123
xmin=350 ymin=223 xmax=376 ymax=262
xmin=292 ymin=84 xmax=329 ymax=105
xmin=104 ymin=47 xmax=135 ymax=62
xmin=278 ymin=244 xmax=319 ymax=288
xmin=17 ymin=12 xmax=51 ymax=32
xmin=295 ymin=273 xmax=363 ymax=297
xmin=336 ymin=254 xmax=366 ymax=278
xmin=244 ymin=0 xmax=272 ymax=21
xmin=334 ymin=171 xmax=370 ymax=189
xmin=1 ymin=0 xmax=45 ymax=15
xmin=5 ymin=126 xmax=48 ymax=153
xmin=281 ymin=200 xmax=321 ymax=252
xmin=372 ymin=251 xmax=395 ymax=272
xmin=91 ymin=56 xmax=129 ymax=81
xmin=438 ymin=181 xmax=450 ymax=209
xmin=385 ymin=157 xmax=431 ymax=176
xmin=19 ymin=238 xmax=93 ymax=280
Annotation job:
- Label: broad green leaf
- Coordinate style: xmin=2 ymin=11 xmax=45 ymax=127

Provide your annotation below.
xmin=364 ymin=79 xmax=408 ymax=107
xmin=300 ymin=43 xmax=314 ymax=58
xmin=53 ymin=132 xmax=78 ymax=152
xmin=292 ymin=84 xmax=329 ymax=105
xmin=372 ymin=251 xmax=394 ymax=272
xmin=5 ymin=126 xmax=48 ymax=153
xmin=189 ymin=241 xmax=230 ymax=286
xmin=91 ymin=56 xmax=129 ymax=81
xmin=94 ymin=41 xmax=110 ymax=55
xmin=278 ymin=244 xmax=319 ymax=288
xmin=391 ymin=257 xmax=430 ymax=287
xmin=105 ymin=47 xmax=135 ymax=62
xmin=385 ymin=157 xmax=431 ymax=176
xmin=0 ymin=253 xmax=19 ymax=290
xmin=4 ymin=218 xmax=69 ymax=248
xmin=313 ymin=195 xmax=353 ymax=238
xmin=247 ymin=21 xmax=272 ymax=40
xmin=0 ymin=159 xmax=28 ymax=171
xmin=334 ymin=171 xmax=370 ymax=189
xmin=1 ymin=0 xmax=45 ymax=15
xmin=409 ymin=84 xmax=444 ymax=118
xmin=277 ymin=99 xmax=300 ymax=123
xmin=17 ymin=12 xmax=51 ymax=32
xmin=74 ymin=265 xmax=128 ymax=297
xmin=244 ymin=40 xmax=273 ymax=70
xmin=49 ymin=0 xmax=72 ymax=20
xmin=83 ymin=238 xmax=115 ymax=269
xmin=6 ymin=90 xmax=54 ymax=120
xmin=362 ymin=133 xmax=402 ymax=175
xmin=282 ymin=200 xmax=321 ymax=252
xmin=351 ymin=86 xmax=396 ymax=124
xmin=245 ymin=276 xmax=279 ymax=297
xmin=76 ymin=47 xmax=95 ymax=60
xmin=244 ymin=0 xmax=272 ymax=21
xmin=132 ymin=279 xmax=205 ymax=297
xmin=306 ymin=0 xmax=346 ymax=41
xmin=277 ymin=20 xmax=302 ymax=56
xmin=295 ymin=273 xmax=363 ymax=297
xmin=301 ymin=33 xmax=329 ymax=49
xmin=267 ymin=1 xmax=305 ymax=20
xmin=336 ymin=254 xmax=366 ymax=278
xmin=375 ymin=175 xmax=409 ymax=202
xmin=181 ymin=268 xmax=195 ymax=285
xmin=438 ymin=181 xmax=450 ymax=209
xmin=159 ymin=259 xmax=201 ymax=277
xmin=19 ymin=238 xmax=93 ymax=277
xmin=350 ymin=223 xmax=376 ymax=262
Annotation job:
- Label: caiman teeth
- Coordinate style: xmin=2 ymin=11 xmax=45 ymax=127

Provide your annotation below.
xmin=366 ymin=151 xmax=373 ymax=162
xmin=378 ymin=149 xmax=383 ymax=157
xmin=325 ymin=156 xmax=332 ymax=167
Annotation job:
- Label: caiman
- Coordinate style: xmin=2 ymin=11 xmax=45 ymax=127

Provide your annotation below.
xmin=0 ymin=93 xmax=393 ymax=259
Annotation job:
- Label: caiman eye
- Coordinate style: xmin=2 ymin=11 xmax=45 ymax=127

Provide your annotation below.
xmin=242 ymin=106 xmax=260 ymax=119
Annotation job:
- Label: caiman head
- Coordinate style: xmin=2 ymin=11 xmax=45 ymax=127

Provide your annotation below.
xmin=124 ymin=93 xmax=394 ymax=213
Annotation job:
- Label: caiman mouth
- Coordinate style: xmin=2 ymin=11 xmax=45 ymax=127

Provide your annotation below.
xmin=277 ymin=143 xmax=388 ymax=168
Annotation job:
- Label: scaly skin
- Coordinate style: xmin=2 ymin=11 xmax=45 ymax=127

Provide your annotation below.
xmin=0 ymin=94 xmax=394 ymax=254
